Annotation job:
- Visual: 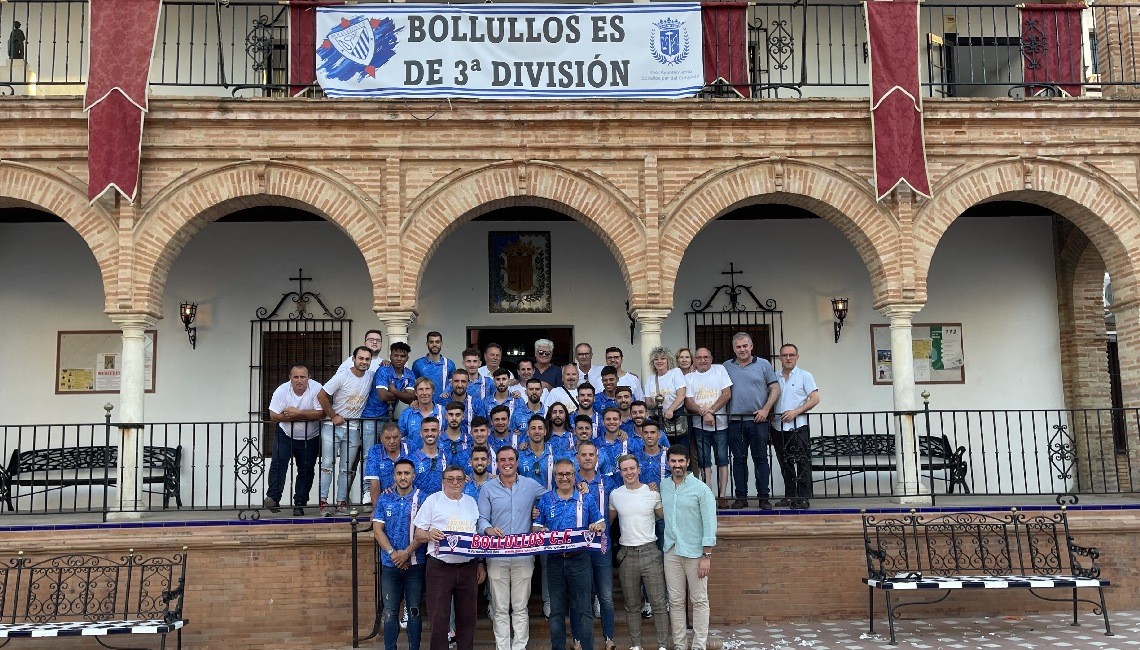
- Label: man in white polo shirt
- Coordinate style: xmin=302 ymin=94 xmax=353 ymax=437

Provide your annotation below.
xmin=773 ymin=343 xmax=819 ymax=510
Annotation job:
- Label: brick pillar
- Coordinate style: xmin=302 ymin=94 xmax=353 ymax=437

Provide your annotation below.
xmin=1094 ymin=5 xmax=1140 ymax=99
xmin=880 ymin=303 xmax=931 ymax=505
xmin=1054 ymin=228 xmax=1117 ymax=492
xmin=375 ymin=310 xmax=417 ymax=346
xmin=1112 ymin=298 xmax=1140 ymax=490
xmin=631 ymin=308 xmax=672 ymax=382
xmin=108 ymin=313 xmax=158 ymax=518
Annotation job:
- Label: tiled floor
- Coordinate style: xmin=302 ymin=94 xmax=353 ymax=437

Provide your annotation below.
xmin=709 ymin=611 xmax=1132 ymax=649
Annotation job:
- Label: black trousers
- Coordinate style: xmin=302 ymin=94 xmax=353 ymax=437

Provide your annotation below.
xmin=425 ymin=556 xmax=479 ymax=650
xmin=771 ymin=425 xmax=813 ymax=498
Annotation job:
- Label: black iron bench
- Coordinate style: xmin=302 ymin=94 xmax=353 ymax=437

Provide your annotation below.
xmin=810 ymin=433 xmax=969 ymax=494
xmin=0 ymin=548 xmax=188 ymax=649
xmin=861 ymin=508 xmax=1112 ymax=644
xmin=1 ymin=445 xmax=183 ymax=511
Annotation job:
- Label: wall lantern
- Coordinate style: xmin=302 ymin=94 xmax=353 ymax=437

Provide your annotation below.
xmin=179 ymin=301 xmax=198 ymax=349
xmin=832 ymin=298 xmax=849 ymax=343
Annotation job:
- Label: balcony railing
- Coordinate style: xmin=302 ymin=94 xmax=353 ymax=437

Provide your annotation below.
xmin=1 ymin=405 xmax=1135 ymax=518
xmin=2 ymin=1 xmax=1137 ymax=99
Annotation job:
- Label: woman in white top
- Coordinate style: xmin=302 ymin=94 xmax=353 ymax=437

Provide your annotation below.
xmin=642 ymin=347 xmax=688 ymax=442
xmin=675 ymin=347 xmax=695 ymax=375
xmin=642 ymin=347 xmax=687 ymax=419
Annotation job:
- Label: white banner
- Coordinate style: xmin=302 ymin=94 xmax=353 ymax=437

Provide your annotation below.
xmin=315 ymin=3 xmax=704 ymax=99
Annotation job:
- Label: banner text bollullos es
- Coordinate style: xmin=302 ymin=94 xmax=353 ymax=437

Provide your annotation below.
xmin=316 ymin=3 xmax=704 ymax=99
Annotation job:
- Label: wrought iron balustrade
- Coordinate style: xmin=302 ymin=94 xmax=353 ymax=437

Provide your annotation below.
xmin=2 ymin=0 xmax=1138 ymax=99
xmin=661 ymin=405 xmax=1139 ymax=506
xmin=0 ymin=405 xmax=1137 ymax=517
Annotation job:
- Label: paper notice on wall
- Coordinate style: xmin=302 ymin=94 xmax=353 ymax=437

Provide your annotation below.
xmin=913 ymin=358 xmax=932 ymax=382
xmin=94 ymin=352 xmax=121 ymax=391
xmin=58 ymin=368 xmax=95 ymax=392
xmin=933 ymin=325 xmax=963 ymax=369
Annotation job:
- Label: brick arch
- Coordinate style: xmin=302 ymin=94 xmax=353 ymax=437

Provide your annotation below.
xmin=134 ymin=161 xmax=384 ymax=314
xmin=0 ymin=161 xmax=119 ymax=310
xmin=913 ymin=157 xmax=1140 ymax=306
xmin=660 ymin=159 xmax=901 ymax=306
xmin=399 ymin=160 xmax=646 ymax=307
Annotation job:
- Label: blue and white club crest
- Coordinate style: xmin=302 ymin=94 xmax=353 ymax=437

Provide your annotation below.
xmin=317 ymin=16 xmax=403 ymax=82
xmin=446 ymin=534 xmax=460 ymax=551
xmin=583 ymin=531 xmax=596 ymax=544
xmin=649 ymin=17 xmax=690 ymax=66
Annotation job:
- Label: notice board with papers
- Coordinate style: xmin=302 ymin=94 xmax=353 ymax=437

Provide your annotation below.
xmin=871 ymin=323 xmax=964 ymax=385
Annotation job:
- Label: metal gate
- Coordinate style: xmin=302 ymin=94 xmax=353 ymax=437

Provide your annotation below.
xmin=243 ymin=270 xmax=351 ymax=499
xmin=684 ymin=263 xmax=784 ymax=366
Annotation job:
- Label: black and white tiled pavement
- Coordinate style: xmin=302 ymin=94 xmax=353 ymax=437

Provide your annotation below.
xmin=706 ymin=611 xmax=1138 ymax=650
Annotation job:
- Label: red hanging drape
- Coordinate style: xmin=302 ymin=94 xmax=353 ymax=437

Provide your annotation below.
xmin=866 ymin=0 xmax=931 ymax=200
xmin=1020 ymin=3 xmax=1086 ymax=97
xmin=85 ymin=0 xmax=162 ymax=202
xmin=701 ymin=2 xmax=750 ymax=97
xmin=290 ymin=1 xmax=343 ymax=96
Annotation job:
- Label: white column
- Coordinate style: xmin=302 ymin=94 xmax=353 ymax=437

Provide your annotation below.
xmin=108 ymin=314 xmax=157 ymax=518
xmin=881 ymin=303 xmax=931 ymax=505
xmin=632 ymin=308 xmax=672 ymax=382
xmin=375 ymin=310 xmax=417 ymax=345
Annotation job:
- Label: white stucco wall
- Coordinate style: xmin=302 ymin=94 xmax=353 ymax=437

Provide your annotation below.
xmin=0 ymin=213 xmax=1064 ymax=427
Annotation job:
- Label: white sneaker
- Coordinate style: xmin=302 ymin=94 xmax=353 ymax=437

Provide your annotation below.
xmin=629 ymin=646 xmax=643 ymax=650
xmin=400 ymin=605 xmax=408 ymax=629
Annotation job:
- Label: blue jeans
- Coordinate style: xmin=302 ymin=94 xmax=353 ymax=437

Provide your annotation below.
xmin=381 ymin=563 xmax=424 ymax=650
xmin=547 ymin=552 xmax=594 ymax=650
xmin=589 ymin=543 xmax=616 ymax=641
xmin=692 ymin=427 xmax=729 ymax=469
xmin=729 ymin=418 xmax=771 ymax=499
xmin=320 ymin=422 xmax=361 ymax=504
xmin=266 ymin=427 xmax=320 ymax=506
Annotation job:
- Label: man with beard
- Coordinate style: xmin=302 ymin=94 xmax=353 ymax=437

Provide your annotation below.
xmin=412 ymin=331 xmax=456 ymax=403
xmin=410 ymin=417 xmax=447 ymax=495
xmin=373 ymin=459 xmax=426 ymax=650
xmin=438 ymin=369 xmax=486 ymax=433
xmin=463 ymin=445 xmax=494 ymax=499
xmin=440 ymin=401 xmax=474 ymax=460
xmin=661 ymin=446 xmax=717 ymax=650
xmin=510 ymin=378 xmax=547 ymax=436
xmin=317 ymin=346 xmax=374 ymax=515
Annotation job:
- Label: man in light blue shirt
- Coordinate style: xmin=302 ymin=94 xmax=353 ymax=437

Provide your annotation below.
xmin=660 ymin=444 xmax=717 ymax=650
xmin=477 ymin=447 xmax=547 ymax=650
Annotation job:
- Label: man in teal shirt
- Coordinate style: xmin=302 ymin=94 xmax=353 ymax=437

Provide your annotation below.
xmin=660 ymin=445 xmax=717 ymax=650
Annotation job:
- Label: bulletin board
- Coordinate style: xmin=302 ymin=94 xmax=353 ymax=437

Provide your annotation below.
xmin=871 ymin=323 xmax=964 ymax=385
xmin=56 ymin=330 xmax=157 ymax=394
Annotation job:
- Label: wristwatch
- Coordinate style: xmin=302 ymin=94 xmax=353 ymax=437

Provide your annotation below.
xmin=702 ymin=552 xmax=713 ymax=558
xmin=387 ymin=548 xmax=397 ymax=557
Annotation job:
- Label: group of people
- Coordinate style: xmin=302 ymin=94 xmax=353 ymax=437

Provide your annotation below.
xmin=263 ymin=329 xmax=820 ymax=649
